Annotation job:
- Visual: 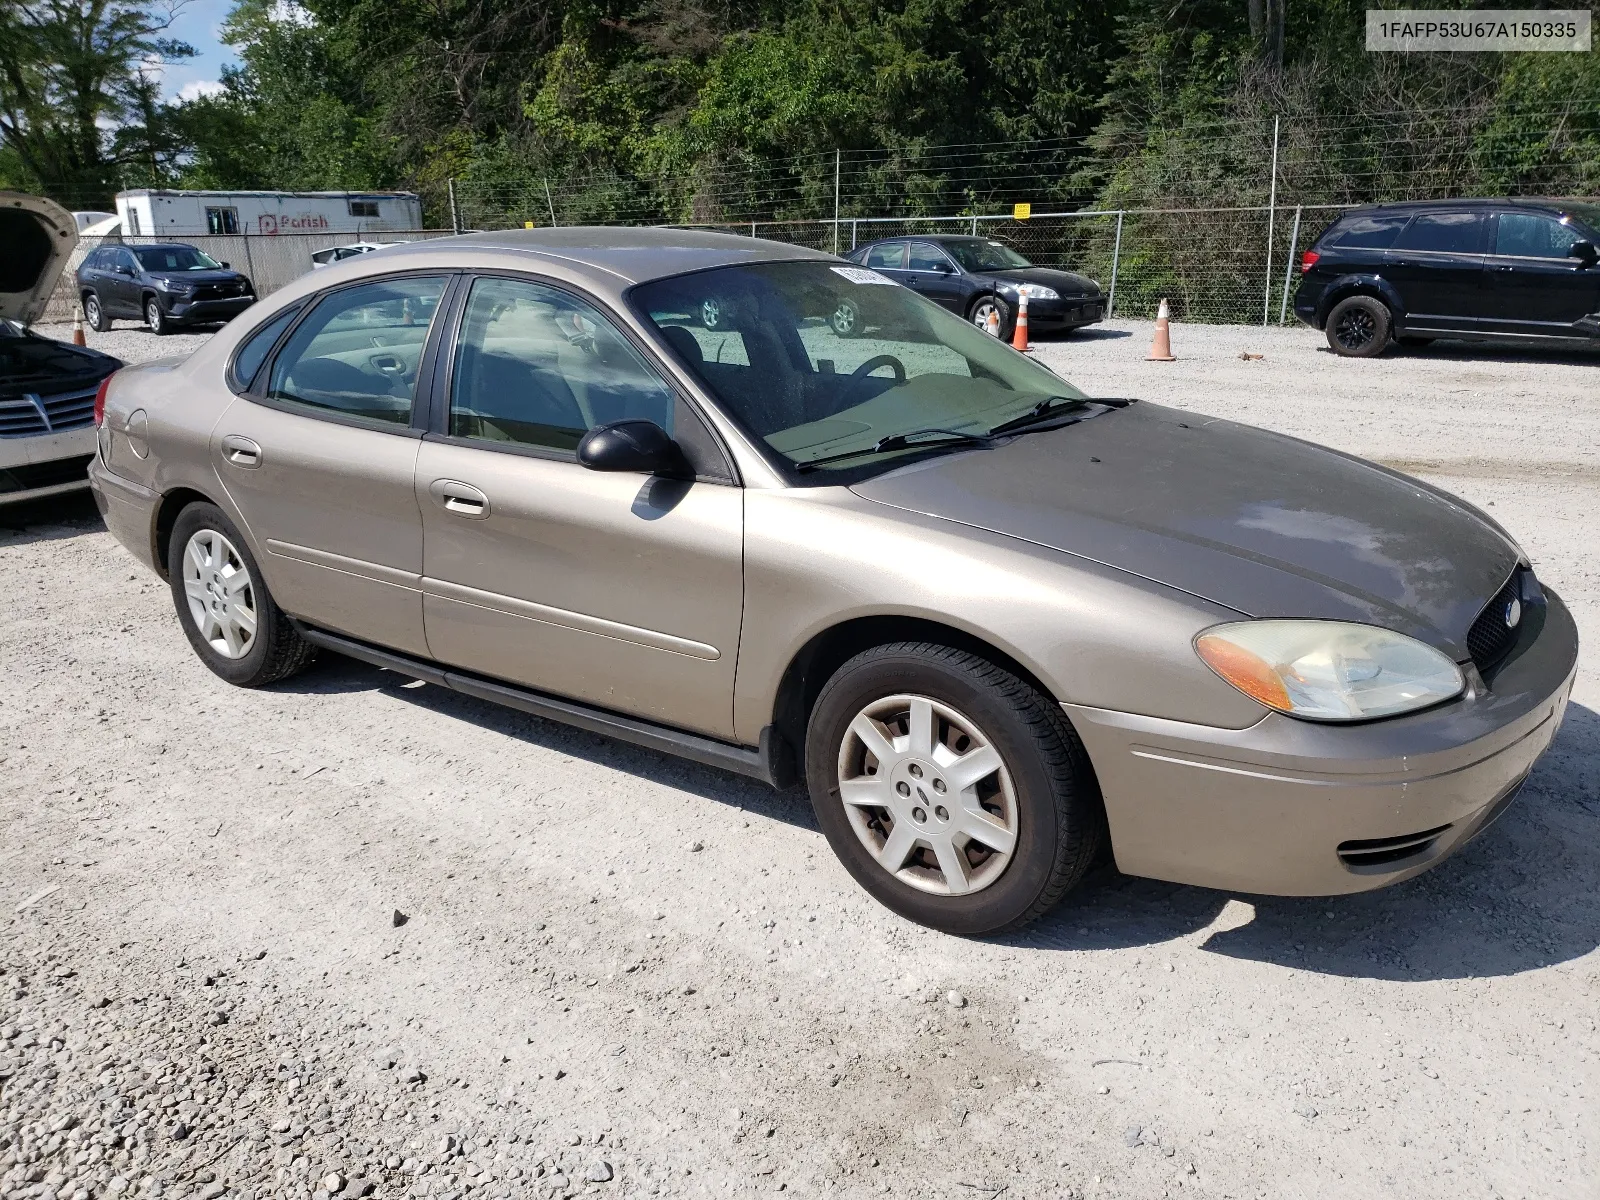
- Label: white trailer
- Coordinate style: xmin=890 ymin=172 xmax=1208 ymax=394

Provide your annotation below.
xmin=114 ymin=189 xmax=425 ymax=238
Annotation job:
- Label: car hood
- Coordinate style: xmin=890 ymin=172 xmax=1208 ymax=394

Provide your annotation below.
xmin=981 ymin=266 xmax=1099 ymax=296
xmin=850 ymin=402 xmax=1520 ymax=657
xmin=0 ymin=192 xmax=77 ymax=325
xmin=0 ymin=321 xmax=121 ymax=395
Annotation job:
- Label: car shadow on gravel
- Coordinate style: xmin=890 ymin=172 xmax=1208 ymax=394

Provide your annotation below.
xmin=1348 ymin=340 xmax=1600 ymax=366
xmin=1015 ymin=702 xmax=1600 ymax=982
xmin=0 ymin=492 xmax=102 ymax=541
xmin=278 ymin=654 xmax=819 ymax=830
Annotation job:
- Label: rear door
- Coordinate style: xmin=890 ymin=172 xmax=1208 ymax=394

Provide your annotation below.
xmin=1383 ymin=210 xmax=1489 ymax=328
xmin=415 ymin=273 xmax=745 ymax=738
xmin=1481 ymin=210 xmax=1600 ymax=336
xmin=214 ymin=272 xmax=453 ymax=657
xmin=108 ymin=249 xmax=143 ymax=315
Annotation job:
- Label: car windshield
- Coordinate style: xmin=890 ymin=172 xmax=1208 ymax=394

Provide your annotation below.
xmin=134 ymin=246 xmax=222 ymax=272
xmin=942 ymin=239 xmax=1033 ymax=272
xmin=1561 ymin=202 xmax=1600 ymax=236
xmin=632 ymin=260 xmax=1087 ymax=480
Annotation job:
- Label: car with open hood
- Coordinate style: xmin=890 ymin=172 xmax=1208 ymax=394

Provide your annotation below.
xmin=75 ymin=240 xmax=255 ymax=335
xmin=844 ymin=234 xmax=1105 ymax=340
xmin=87 ymin=227 xmax=1575 ymax=935
xmin=1 ymin=192 xmax=123 ymax=504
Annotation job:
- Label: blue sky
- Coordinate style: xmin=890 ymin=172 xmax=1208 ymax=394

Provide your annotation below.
xmin=159 ymin=0 xmax=242 ymax=102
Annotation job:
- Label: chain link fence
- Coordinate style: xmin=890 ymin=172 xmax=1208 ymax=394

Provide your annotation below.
xmin=42 ymin=230 xmax=456 ymax=323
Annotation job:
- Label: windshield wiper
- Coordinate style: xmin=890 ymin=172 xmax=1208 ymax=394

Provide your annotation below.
xmin=986 ymin=395 xmax=1137 ymax=438
xmin=793 ymin=427 xmax=994 ymax=472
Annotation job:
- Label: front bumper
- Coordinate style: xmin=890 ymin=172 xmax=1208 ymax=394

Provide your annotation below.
xmin=166 ymin=296 xmax=254 ymax=324
xmin=1021 ymin=296 xmax=1105 ymax=328
xmin=1068 ymin=588 xmax=1579 ymax=895
xmin=0 ymin=424 xmax=96 ymax=503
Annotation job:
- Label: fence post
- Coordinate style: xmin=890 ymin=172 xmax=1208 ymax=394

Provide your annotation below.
xmin=851 ymin=219 xmax=858 ymax=250
xmin=1262 ymin=115 xmax=1280 ymax=326
xmin=1107 ymin=210 xmax=1124 ymax=319
xmin=1278 ymin=205 xmax=1303 ymax=325
xmin=448 ymin=179 xmax=460 ymax=234
xmin=751 ymin=221 xmax=758 ymax=239
xmin=544 ymin=179 xmax=557 ymax=227
xmin=833 ymin=150 xmax=841 ymax=255
xmin=241 ymin=233 xmax=257 ymax=285
xmin=970 ymin=215 xmax=977 ymax=235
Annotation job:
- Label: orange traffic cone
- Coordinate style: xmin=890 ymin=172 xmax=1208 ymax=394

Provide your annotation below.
xmin=1146 ymin=298 xmax=1176 ymax=361
xmin=72 ymin=306 xmax=87 ymax=346
xmin=1011 ymin=292 xmax=1030 ymax=352
xmin=984 ymin=309 xmax=1000 ymax=338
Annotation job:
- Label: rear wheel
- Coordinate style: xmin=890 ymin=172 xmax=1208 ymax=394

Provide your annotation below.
xmin=805 ymin=642 xmax=1103 ymax=936
xmin=84 ymin=293 xmax=110 ymax=332
xmin=145 ymin=297 xmax=169 ymax=336
xmin=167 ymin=502 xmax=316 ymax=687
xmin=1326 ymin=295 xmax=1391 ymax=357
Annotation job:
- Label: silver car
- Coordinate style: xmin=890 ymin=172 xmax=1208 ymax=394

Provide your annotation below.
xmin=88 ymin=228 xmax=1578 ymax=935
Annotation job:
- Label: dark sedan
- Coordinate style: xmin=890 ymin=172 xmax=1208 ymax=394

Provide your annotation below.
xmin=844 ymin=235 xmax=1105 ymax=338
xmin=76 ymin=242 xmax=256 ymax=335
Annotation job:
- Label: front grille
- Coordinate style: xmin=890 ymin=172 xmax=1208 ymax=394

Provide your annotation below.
xmin=1337 ymin=824 xmax=1453 ymax=871
xmin=0 ymin=387 xmax=97 ymax=437
xmin=0 ymin=454 xmax=94 ymax=495
xmin=192 ymin=282 xmax=248 ymax=302
xmin=1466 ymin=570 xmax=1525 ymax=672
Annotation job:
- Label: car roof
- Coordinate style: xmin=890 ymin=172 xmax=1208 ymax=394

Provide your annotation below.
xmin=123 ymin=242 xmax=205 ymax=253
xmin=365 ymin=226 xmax=838 ymax=287
xmin=1332 ymin=197 xmax=1580 ymax=217
xmin=855 ymin=233 xmax=991 ymax=246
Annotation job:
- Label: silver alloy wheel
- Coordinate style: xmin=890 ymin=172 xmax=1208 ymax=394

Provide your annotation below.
xmin=830 ymin=300 xmax=859 ymax=336
xmin=146 ymin=299 xmax=164 ymax=333
xmin=700 ymin=297 xmax=723 ymax=329
xmin=181 ymin=529 xmax=257 ymax=659
xmin=84 ymin=295 xmax=101 ymax=326
xmin=969 ymin=297 xmax=1002 ymax=330
xmin=836 ymin=694 xmax=1019 ymax=896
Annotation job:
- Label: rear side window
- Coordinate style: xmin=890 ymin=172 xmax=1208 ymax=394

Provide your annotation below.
xmin=231 ymin=305 xmax=301 ymax=392
xmin=1395 ymin=212 xmax=1486 ymax=254
xmin=265 ymin=276 xmax=448 ymax=426
xmin=1495 ymin=212 xmax=1586 ymax=259
xmin=1325 ymin=214 xmax=1407 ymax=250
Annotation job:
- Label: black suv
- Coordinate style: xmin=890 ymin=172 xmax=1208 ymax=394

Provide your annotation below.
xmin=843 ymin=235 xmax=1105 ymax=338
xmin=1294 ymin=198 xmax=1600 ymax=356
xmin=76 ymin=243 xmax=256 ymax=335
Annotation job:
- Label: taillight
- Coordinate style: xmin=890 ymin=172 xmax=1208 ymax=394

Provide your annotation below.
xmin=1300 ymin=250 xmax=1321 ymax=274
xmin=94 ymin=373 xmax=115 ymax=427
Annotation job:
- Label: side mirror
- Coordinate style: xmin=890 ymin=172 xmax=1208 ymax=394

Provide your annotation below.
xmin=221 ymin=261 xmax=231 ymax=269
xmin=576 ymin=419 xmax=686 ymax=476
xmin=1568 ymin=240 xmax=1597 ymax=265
xmin=936 ymin=261 xmax=955 ymax=274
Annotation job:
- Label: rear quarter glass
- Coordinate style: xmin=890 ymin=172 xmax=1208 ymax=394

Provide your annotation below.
xmin=1320 ymin=213 xmax=1408 ymax=251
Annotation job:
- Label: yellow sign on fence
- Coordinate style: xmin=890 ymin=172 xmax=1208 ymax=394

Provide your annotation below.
xmin=524 ymin=221 xmax=537 ymax=229
xmin=1013 ymin=202 xmax=1032 ymax=221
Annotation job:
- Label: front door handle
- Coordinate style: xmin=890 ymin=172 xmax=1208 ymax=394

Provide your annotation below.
xmin=220 ymin=434 xmax=261 ymax=468
xmin=428 ymin=478 xmax=490 ymax=519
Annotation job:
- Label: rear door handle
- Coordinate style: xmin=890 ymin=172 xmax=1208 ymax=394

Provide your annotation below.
xmin=220 ymin=434 xmax=261 ymax=468
xmin=428 ymin=478 xmax=490 ymax=519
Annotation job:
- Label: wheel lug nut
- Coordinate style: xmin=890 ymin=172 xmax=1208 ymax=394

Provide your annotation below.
xmin=908 ymin=763 xmax=923 ymax=778
xmin=896 ymin=782 xmax=911 ymax=797
xmin=934 ymin=805 xmax=949 ymax=821
xmin=912 ymin=807 xmax=927 ymax=823
xmin=932 ymin=779 xmax=947 ymax=793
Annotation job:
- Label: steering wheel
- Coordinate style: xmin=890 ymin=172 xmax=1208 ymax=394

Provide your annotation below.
xmin=839 ymin=354 xmax=906 ymax=406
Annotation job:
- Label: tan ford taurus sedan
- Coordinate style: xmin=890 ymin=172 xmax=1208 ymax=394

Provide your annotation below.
xmin=88 ymin=228 xmax=1578 ymax=935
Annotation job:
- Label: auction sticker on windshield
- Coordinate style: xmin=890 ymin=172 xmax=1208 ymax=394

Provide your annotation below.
xmin=831 ymin=267 xmax=898 ymax=285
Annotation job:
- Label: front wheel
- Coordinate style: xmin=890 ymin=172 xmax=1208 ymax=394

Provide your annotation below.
xmin=167 ymin=502 xmax=317 ymax=687
xmin=145 ymin=297 xmax=169 ymax=336
xmin=805 ymin=642 xmax=1104 ymax=936
xmin=967 ymin=294 xmax=1013 ymax=340
xmin=1326 ymin=295 xmax=1391 ymax=357
xmin=829 ymin=298 xmax=862 ymax=338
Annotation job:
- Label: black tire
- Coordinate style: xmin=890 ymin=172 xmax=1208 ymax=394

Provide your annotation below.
xmin=1326 ymin=295 xmax=1391 ymax=357
xmin=804 ymin=642 xmax=1104 ymax=936
xmin=167 ymin=502 xmax=317 ymax=687
xmin=145 ymin=297 xmax=168 ymax=335
xmin=83 ymin=293 xmax=110 ymax=333
xmin=1397 ymin=335 xmax=1435 ymax=348
xmin=966 ymin=294 xmax=1014 ymax=341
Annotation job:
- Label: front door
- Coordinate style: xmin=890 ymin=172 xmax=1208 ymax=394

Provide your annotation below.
xmin=214 ymin=273 xmax=452 ymax=658
xmin=1383 ymin=209 xmax=1489 ymax=329
xmin=907 ymin=242 xmax=968 ymax=312
xmin=1480 ymin=210 xmax=1600 ymax=336
xmin=416 ymin=274 xmax=745 ymax=739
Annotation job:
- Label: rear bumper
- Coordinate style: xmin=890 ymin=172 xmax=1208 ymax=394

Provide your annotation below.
xmin=0 ymin=425 xmax=96 ymax=503
xmin=87 ymin=455 xmax=161 ymax=572
xmin=1068 ymin=588 xmax=1579 ymax=895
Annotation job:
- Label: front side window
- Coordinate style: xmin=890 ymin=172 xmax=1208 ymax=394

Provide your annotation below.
xmin=134 ymin=246 xmax=223 ymax=272
xmin=1495 ymin=212 xmax=1586 ymax=259
xmin=908 ymin=242 xmax=954 ymax=272
xmin=265 ymin=275 xmax=448 ymax=426
xmin=864 ymin=243 xmax=906 ymax=270
xmin=1327 ymin=214 xmax=1408 ymax=250
xmin=1395 ymin=212 xmax=1486 ymax=254
xmin=448 ymin=276 xmax=675 ymax=452
xmin=943 ymin=239 xmax=1032 ymax=272
xmin=634 ymin=261 xmax=1087 ymax=480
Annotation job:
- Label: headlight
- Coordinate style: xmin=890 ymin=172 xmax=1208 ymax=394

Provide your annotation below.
xmin=156 ymin=279 xmax=192 ymax=294
xmin=1195 ymin=620 xmax=1464 ymax=721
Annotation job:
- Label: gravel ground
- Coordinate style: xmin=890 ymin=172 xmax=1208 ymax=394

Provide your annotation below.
xmin=3 ymin=319 xmax=1597 ymax=1200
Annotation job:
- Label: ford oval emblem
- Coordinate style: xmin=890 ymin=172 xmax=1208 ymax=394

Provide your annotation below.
xmin=1504 ymin=596 xmax=1522 ymax=629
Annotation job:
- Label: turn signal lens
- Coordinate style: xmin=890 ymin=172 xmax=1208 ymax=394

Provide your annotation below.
xmin=93 ymin=372 xmax=115 ymax=427
xmin=1196 ymin=620 xmax=1464 ymax=722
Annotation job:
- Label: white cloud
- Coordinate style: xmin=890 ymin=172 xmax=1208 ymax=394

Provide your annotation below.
xmin=177 ymin=79 xmax=226 ymax=101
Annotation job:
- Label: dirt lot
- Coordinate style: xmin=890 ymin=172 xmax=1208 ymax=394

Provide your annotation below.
xmin=2 ymin=319 xmax=1597 ymax=1200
